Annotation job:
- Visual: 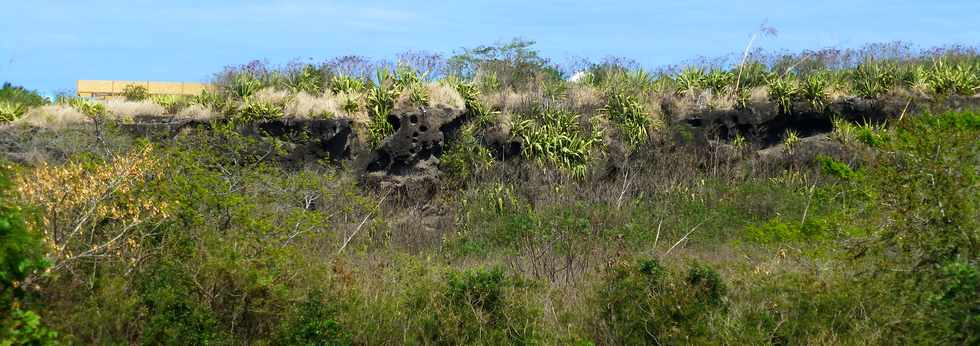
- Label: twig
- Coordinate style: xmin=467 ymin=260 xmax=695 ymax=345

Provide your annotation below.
xmin=665 ymin=221 xmax=705 ymax=256
xmin=337 ymin=190 xmax=390 ymax=254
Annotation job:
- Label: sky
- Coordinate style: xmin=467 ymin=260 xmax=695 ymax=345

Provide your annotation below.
xmin=1 ymin=0 xmax=978 ymax=95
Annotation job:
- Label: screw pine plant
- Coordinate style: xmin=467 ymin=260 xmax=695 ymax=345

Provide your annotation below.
xmin=512 ymin=107 xmax=601 ymax=177
xmin=766 ymin=73 xmax=799 ymax=114
xmin=852 ymin=62 xmax=897 ymax=99
xmin=798 ymin=73 xmax=831 ymax=111
xmin=601 ymin=93 xmax=654 ymax=148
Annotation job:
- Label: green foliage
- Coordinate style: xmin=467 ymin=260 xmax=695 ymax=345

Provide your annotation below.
xmin=855 ymin=121 xmax=886 ymax=148
xmin=448 ymin=38 xmax=554 ymax=90
xmin=797 ymin=73 xmax=831 ymax=111
xmin=366 ymin=69 xmax=400 ymax=147
xmin=237 ymin=100 xmax=285 ymax=123
xmin=401 ymin=266 xmax=544 ymax=345
xmin=291 ymin=65 xmax=328 ymax=95
xmin=927 ymin=260 xmax=979 ymax=344
xmin=852 ymin=62 xmax=897 ymax=99
xmin=766 ymin=73 xmax=799 ymax=114
xmin=152 ymin=95 xmax=190 ymax=114
xmin=330 ymin=76 xmax=367 ymax=95
xmin=594 ymin=258 xmax=728 ymax=345
xmin=192 ymin=89 xmax=233 ymax=115
xmin=0 ymin=83 xmax=48 ymax=109
xmin=279 ymin=290 xmax=352 ymax=346
xmin=0 ymin=166 xmax=57 ymax=345
xmin=925 ymin=58 xmax=980 ymax=96
xmin=816 ymin=155 xmax=857 ymax=180
xmin=513 ymin=108 xmax=601 ymax=177
xmin=744 ymin=217 xmax=834 ymax=243
xmin=228 ymin=73 xmax=263 ymax=101
xmin=440 ymin=123 xmax=494 ymax=185
xmin=123 ymin=84 xmax=150 ymax=101
xmin=864 ymin=111 xmax=979 ymax=272
xmin=0 ymin=102 xmax=27 ymax=123
xmin=67 ymin=98 xmax=108 ymax=119
xmin=601 ymin=93 xmax=653 ymax=148
xmin=675 ymin=67 xmax=707 ymax=96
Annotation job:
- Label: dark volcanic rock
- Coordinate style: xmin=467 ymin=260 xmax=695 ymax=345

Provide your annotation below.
xmin=679 ymin=95 xmax=980 ymax=147
xmin=357 ymin=104 xmax=467 ymax=197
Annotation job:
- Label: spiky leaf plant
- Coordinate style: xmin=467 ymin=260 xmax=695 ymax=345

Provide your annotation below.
xmin=852 ymin=62 xmax=896 ymax=99
xmin=0 ymin=102 xmax=27 ymax=122
xmin=229 ymin=73 xmax=263 ymax=101
xmin=601 ymin=93 xmax=654 ymax=148
xmin=675 ymin=67 xmax=707 ymax=96
xmin=238 ymin=101 xmax=285 ymax=123
xmin=766 ymin=73 xmax=799 ymax=114
xmin=926 ymin=59 xmax=980 ymax=96
xmin=798 ymin=73 xmax=831 ymax=111
xmin=513 ymin=108 xmax=601 ymax=177
xmin=330 ymin=76 xmax=367 ymax=95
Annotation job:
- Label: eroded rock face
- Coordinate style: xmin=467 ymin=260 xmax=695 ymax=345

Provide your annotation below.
xmin=677 ymin=96 xmax=980 ymax=147
xmin=357 ymin=104 xmax=467 ymax=196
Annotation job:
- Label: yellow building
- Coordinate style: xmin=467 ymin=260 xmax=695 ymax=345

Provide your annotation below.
xmin=77 ymin=80 xmax=213 ymax=100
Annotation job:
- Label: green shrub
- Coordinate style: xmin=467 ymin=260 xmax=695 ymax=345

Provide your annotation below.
xmin=766 ymin=73 xmax=799 ymax=114
xmin=925 ymin=59 xmax=980 ymax=96
xmin=0 ymin=82 xmax=48 ymax=108
xmin=0 ymin=102 xmax=27 ymax=122
xmin=279 ymin=290 xmax=352 ymax=346
xmin=594 ymin=258 xmax=727 ymax=345
xmin=238 ymin=101 xmax=285 ymax=123
xmin=797 ymin=73 xmax=831 ymax=111
xmin=229 ymin=73 xmax=263 ymax=101
xmin=744 ymin=217 xmax=834 ymax=243
xmin=817 ymin=155 xmax=857 ymax=180
xmin=407 ymin=266 xmax=544 ymax=345
xmin=290 ymin=64 xmax=328 ymax=95
xmin=440 ymin=123 xmax=494 ymax=186
xmin=0 ymin=166 xmax=58 ymax=344
xmin=863 ymin=111 xmax=979 ymax=271
xmin=601 ymin=93 xmax=654 ymax=148
xmin=123 ymin=84 xmax=150 ymax=101
xmin=152 ymin=95 xmax=190 ymax=114
xmin=512 ymin=107 xmax=602 ymax=177
xmin=675 ymin=67 xmax=707 ymax=96
xmin=852 ymin=62 xmax=896 ymax=99
xmin=330 ymin=75 xmax=367 ymax=95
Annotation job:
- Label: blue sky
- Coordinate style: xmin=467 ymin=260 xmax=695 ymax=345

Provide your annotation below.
xmin=1 ymin=0 xmax=978 ymax=94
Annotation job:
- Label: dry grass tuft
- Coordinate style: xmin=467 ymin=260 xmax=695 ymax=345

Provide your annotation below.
xmin=394 ymin=83 xmax=465 ymax=113
xmin=567 ymin=84 xmax=603 ymax=112
xmin=253 ymin=87 xmax=291 ymax=105
xmin=285 ymin=92 xmax=342 ymax=119
xmin=425 ymin=83 xmax=465 ymax=112
xmin=13 ymin=105 xmax=90 ymax=129
xmin=176 ymin=104 xmax=216 ymax=121
xmin=103 ymin=100 xmax=167 ymax=118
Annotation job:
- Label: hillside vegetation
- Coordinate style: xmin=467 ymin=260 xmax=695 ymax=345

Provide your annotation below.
xmin=1 ymin=40 xmax=978 ymax=345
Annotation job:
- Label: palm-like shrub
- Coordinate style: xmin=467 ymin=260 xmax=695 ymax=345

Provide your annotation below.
xmin=852 ymin=62 xmax=896 ymax=99
xmin=229 ymin=73 xmax=263 ymax=101
xmin=122 ymin=84 xmax=150 ymax=101
xmin=290 ymin=65 xmax=327 ymax=95
xmin=675 ymin=67 xmax=707 ymax=96
xmin=703 ymin=70 xmax=734 ymax=94
xmin=238 ymin=101 xmax=285 ymax=123
xmin=601 ymin=93 xmax=654 ymax=147
xmin=798 ymin=73 xmax=831 ymax=111
xmin=366 ymin=69 xmax=399 ymax=147
xmin=925 ymin=59 xmax=980 ymax=96
xmin=766 ymin=73 xmax=799 ymax=114
xmin=330 ymin=76 xmax=367 ymax=95
xmin=513 ymin=108 xmax=601 ymax=177
xmin=0 ymin=102 xmax=27 ymax=122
